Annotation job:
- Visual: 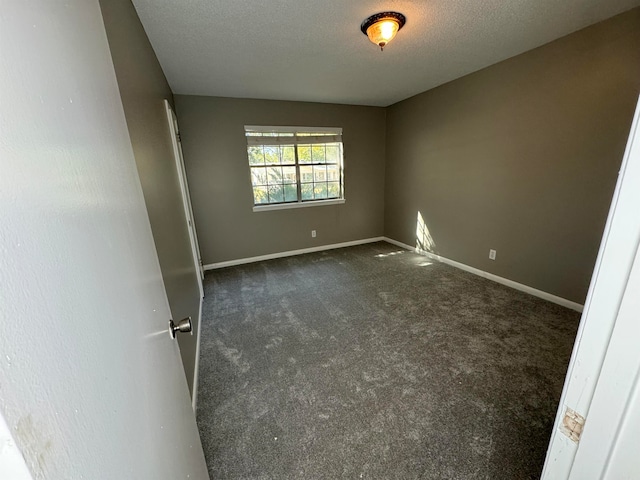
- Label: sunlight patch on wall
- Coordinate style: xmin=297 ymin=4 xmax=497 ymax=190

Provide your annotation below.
xmin=416 ymin=211 xmax=436 ymax=253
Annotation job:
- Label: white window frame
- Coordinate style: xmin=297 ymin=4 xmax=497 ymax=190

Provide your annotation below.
xmin=244 ymin=125 xmax=346 ymax=212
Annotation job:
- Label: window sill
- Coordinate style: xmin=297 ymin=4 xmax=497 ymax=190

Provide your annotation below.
xmin=253 ymin=198 xmax=345 ymax=212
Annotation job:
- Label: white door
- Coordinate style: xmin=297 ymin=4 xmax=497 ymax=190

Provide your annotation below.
xmin=0 ymin=2 xmax=208 ymax=479
xmin=542 ymin=96 xmax=640 ymax=479
xmin=165 ymin=100 xmax=205 ymax=295
xmin=568 ymin=243 xmax=640 ymax=479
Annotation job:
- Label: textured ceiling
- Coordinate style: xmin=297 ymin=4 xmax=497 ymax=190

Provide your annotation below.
xmin=131 ymin=0 xmax=640 ymax=107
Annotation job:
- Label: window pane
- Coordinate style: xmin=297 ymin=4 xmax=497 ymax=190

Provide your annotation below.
xmin=248 ymin=146 xmax=265 ymax=165
xmin=282 ymin=146 xmax=295 ymax=164
xmin=301 ymin=183 xmax=314 ymax=200
xmin=267 ymin=166 xmax=283 ymax=185
xmin=327 ymin=182 xmax=341 ymax=198
xmin=312 ymin=145 xmax=326 ymax=163
xmin=251 ymin=167 xmax=267 ymax=186
xmin=326 ymin=144 xmax=340 ymax=163
xmin=268 ymin=185 xmax=284 ymax=203
xmin=264 ymin=146 xmax=280 ymax=165
xmin=284 ymin=184 xmax=298 ymax=202
xmin=314 ymin=183 xmax=328 ymax=199
xmin=313 ymin=165 xmax=327 ymax=182
xmin=298 ymin=145 xmax=312 ymax=164
xmin=326 ymin=164 xmax=340 ymax=181
xmin=300 ymin=165 xmax=313 ymax=183
xmin=282 ymin=166 xmax=296 ymax=183
xmin=253 ymin=186 xmax=268 ymax=204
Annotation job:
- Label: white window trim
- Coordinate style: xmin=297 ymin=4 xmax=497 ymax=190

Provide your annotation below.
xmin=245 ymin=125 xmax=342 ymax=134
xmin=252 ymin=198 xmax=345 ymax=212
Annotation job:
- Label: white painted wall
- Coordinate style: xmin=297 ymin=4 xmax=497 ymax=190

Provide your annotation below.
xmin=542 ymin=96 xmax=640 ymax=478
xmin=0 ymin=2 xmax=208 ymax=479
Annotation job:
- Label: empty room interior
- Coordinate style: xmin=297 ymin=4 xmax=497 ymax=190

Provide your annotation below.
xmin=101 ymin=0 xmax=640 ymax=477
xmin=3 ymin=1 xmax=640 ymax=479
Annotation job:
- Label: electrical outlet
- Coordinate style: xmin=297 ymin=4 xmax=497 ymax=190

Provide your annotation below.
xmin=311 ymin=230 xmax=316 ymax=238
xmin=489 ymin=249 xmax=496 ymax=260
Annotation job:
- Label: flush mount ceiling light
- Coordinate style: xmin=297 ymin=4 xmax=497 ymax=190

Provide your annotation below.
xmin=361 ymin=11 xmax=406 ymax=51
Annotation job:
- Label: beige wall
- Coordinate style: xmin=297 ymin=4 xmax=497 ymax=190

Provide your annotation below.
xmin=174 ymin=96 xmax=386 ymax=264
xmin=99 ymin=0 xmax=200 ymax=394
xmin=384 ymin=8 xmax=640 ymax=304
xmin=99 ymin=2 xmax=639 ymax=326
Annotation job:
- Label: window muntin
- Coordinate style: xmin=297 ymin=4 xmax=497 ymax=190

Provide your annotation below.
xmin=245 ymin=126 xmax=344 ymax=207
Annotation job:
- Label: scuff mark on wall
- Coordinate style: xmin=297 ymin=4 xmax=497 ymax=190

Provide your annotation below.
xmin=15 ymin=414 xmax=53 ymax=479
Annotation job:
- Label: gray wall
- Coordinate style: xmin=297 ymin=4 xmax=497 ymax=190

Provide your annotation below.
xmin=384 ymin=8 xmax=640 ymax=304
xmin=99 ymin=0 xmax=200 ymax=394
xmin=174 ymin=96 xmax=386 ymax=264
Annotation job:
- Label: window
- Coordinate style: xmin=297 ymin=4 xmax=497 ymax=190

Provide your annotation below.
xmin=245 ymin=126 xmax=344 ymax=210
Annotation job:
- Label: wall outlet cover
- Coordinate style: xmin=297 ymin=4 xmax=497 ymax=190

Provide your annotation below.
xmin=489 ymin=249 xmax=497 ymax=260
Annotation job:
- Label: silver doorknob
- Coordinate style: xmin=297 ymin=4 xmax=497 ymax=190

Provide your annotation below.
xmin=169 ymin=317 xmax=192 ymax=338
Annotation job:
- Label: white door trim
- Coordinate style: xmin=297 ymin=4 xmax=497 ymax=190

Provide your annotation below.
xmin=542 ymin=95 xmax=640 ymax=478
xmin=164 ymin=99 xmax=204 ymax=297
xmin=567 ymin=241 xmax=640 ymax=478
xmin=191 ymin=296 xmax=204 ymax=412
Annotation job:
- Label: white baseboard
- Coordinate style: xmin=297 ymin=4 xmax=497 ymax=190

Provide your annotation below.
xmin=383 ymin=237 xmax=584 ymax=312
xmin=203 ymin=237 xmax=386 ymax=270
xmin=202 ymin=235 xmax=583 ymax=312
xmin=191 ymin=295 xmax=203 ymax=413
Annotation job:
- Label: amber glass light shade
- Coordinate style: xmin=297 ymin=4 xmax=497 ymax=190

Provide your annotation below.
xmin=366 ymin=19 xmax=400 ymax=50
xmin=361 ymin=12 xmax=406 ymax=51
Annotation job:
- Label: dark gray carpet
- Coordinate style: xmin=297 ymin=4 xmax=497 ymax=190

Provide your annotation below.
xmin=197 ymin=242 xmax=579 ymax=479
